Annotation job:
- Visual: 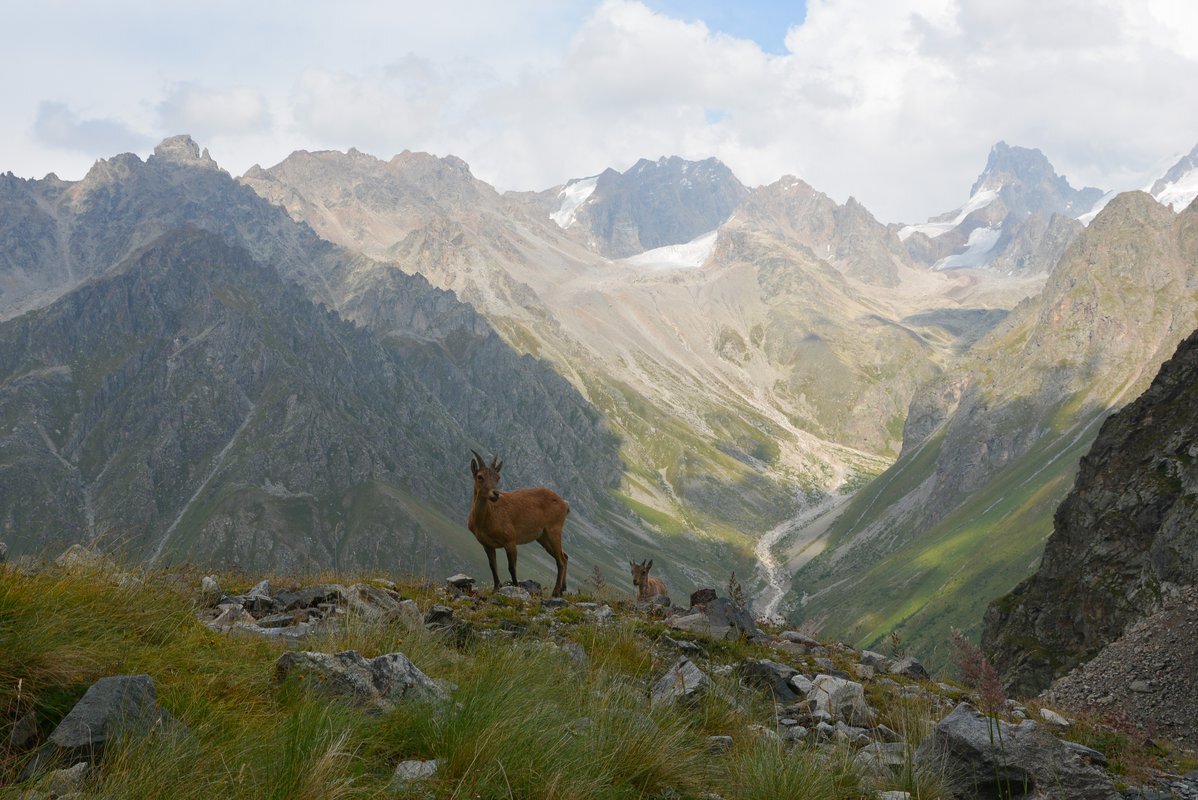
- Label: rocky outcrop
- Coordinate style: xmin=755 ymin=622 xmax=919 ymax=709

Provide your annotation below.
xmin=914 ymin=703 xmax=1120 ymax=800
xmin=984 ymin=327 xmax=1198 ymax=696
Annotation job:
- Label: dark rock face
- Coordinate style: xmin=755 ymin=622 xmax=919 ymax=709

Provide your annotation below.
xmin=984 ymin=326 xmax=1198 ymax=696
xmin=570 ymin=156 xmax=748 ymax=258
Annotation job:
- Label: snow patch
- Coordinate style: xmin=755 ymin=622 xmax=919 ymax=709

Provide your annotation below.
xmin=899 ymin=187 xmax=999 ymax=241
xmin=624 ymin=230 xmax=718 ymax=269
xmin=550 ymin=176 xmax=598 ymax=228
xmin=933 ymin=225 xmax=1002 ymax=269
xmin=1154 ymin=168 xmax=1198 ymax=212
xmin=1077 ymin=190 xmax=1118 ymax=225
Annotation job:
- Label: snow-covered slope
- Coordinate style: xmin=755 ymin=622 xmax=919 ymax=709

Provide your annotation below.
xmin=1151 ymin=142 xmax=1198 ymax=212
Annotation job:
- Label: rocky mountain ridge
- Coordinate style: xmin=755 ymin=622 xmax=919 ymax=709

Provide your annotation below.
xmin=0 ymin=138 xmax=671 ymax=588
xmin=900 ymin=142 xmax=1103 ymax=274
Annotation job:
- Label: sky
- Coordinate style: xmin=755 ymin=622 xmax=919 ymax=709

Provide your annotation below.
xmin=2 ymin=0 xmax=1196 ymax=223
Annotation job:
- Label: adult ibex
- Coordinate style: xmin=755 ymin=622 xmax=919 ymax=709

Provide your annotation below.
xmin=630 ymin=559 xmax=667 ymax=600
xmin=467 ymin=450 xmax=570 ymax=596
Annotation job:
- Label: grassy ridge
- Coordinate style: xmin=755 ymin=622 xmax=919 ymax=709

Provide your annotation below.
xmin=796 ymin=413 xmax=1102 ymax=670
xmin=1 ymin=562 xmax=902 ymax=800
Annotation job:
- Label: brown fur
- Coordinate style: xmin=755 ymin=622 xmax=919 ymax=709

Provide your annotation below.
xmin=630 ymin=559 xmax=667 ymax=600
xmin=467 ymin=450 xmax=570 ymax=596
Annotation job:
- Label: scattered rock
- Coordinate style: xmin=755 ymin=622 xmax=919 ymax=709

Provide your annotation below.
xmin=275 ymin=650 xmax=447 ymax=712
xmin=446 ymin=573 xmax=475 ymax=592
xmin=854 ymin=742 xmax=910 ymax=780
xmin=706 ymin=735 xmax=733 ymax=754
xmin=859 ymin=650 xmax=891 ymax=670
xmin=54 ymin=544 xmax=111 ymax=571
xmin=336 ymin=583 xmax=413 ymax=623
xmin=914 ymin=702 xmax=1120 ymax=800
xmin=779 ymin=630 xmax=821 ymax=647
xmin=789 ymin=674 xmax=814 ymax=695
xmin=737 ymin=659 xmax=800 ymax=702
xmin=391 ymin=758 xmax=439 ymax=787
xmin=888 ymin=656 xmax=930 ymax=681
xmin=651 ymin=657 xmax=709 ymax=707
xmin=543 ymin=597 xmax=567 ymax=608
xmin=558 ymin=640 xmax=589 ymax=671
xmin=496 ymin=585 xmax=532 ymax=602
xmin=199 ymin=575 xmax=223 ymax=607
xmin=662 ymin=635 xmax=706 ymax=657
xmin=746 ymin=723 xmax=782 ymax=743
xmin=395 ymin=599 xmax=423 ymax=630
xmin=807 ymin=674 xmax=872 ymax=725
xmin=274 ymin=584 xmax=343 ymax=612
xmin=1040 ymin=707 xmax=1071 ymax=727
xmin=424 ymin=605 xmax=454 ymax=628
xmin=517 ymin=579 xmax=542 ymax=596
xmin=670 ymin=597 xmax=758 ymax=640
xmin=43 ymin=761 xmax=90 ymax=796
xmin=690 ymin=588 xmax=718 ymax=606
xmin=1129 ymin=679 xmax=1152 ymax=693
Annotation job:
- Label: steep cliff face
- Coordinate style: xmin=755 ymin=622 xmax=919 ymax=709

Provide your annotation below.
xmin=983 ymin=325 xmax=1198 ymax=697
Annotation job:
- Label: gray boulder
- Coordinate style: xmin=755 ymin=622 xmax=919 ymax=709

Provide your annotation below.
xmin=424 ymin=605 xmax=454 ymax=628
xmin=391 ymin=758 xmax=439 ymax=788
xmin=651 ymin=657 xmax=710 ymax=707
xmin=690 ymin=588 xmax=718 ymax=606
xmin=854 ymin=742 xmax=911 ymax=781
xmin=199 ymin=575 xmax=223 ymax=607
xmin=26 ymin=675 xmax=181 ymax=776
xmin=737 ymin=659 xmax=801 ymax=702
xmin=807 ymin=674 xmax=872 ymax=725
xmin=446 ymin=573 xmax=475 ymax=592
xmin=669 ymin=597 xmax=758 ymax=640
xmin=274 ymin=584 xmax=343 ymax=612
xmin=496 ymin=585 xmax=532 ymax=603
xmin=914 ymin=703 xmax=1120 ymax=799
xmin=889 ymin=656 xmax=930 ymax=680
xmin=339 ymin=583 xmax=408 ymax=621
xmin=275 ymin=650 xmax=447 ymax=712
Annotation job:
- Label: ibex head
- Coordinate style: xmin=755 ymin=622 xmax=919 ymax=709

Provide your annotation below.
xmin=470 ymin=449 xmax=504 ymax=502
xmin=630 ymin=559 xmax=653 ymax=588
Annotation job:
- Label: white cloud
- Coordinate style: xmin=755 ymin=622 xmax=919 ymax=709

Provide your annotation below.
xmin=159 ymin=84 xmax=271 ymax=139
xmin=32 ymin=102 xmax=153 ymax=156
xmin=3 ymin=0 xmax=1196 ymax=224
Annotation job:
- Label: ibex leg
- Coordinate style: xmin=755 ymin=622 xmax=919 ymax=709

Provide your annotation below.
xmin=504 ymin=543 xmax=519 ymax=585
xmin=485 ymin=546 xmax=501 ymax=590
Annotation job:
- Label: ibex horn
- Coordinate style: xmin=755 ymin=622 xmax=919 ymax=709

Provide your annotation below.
xmin=471 ymin=449 xmax=485 ymax=467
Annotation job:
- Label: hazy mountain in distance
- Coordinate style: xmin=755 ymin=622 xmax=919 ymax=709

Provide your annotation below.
xmin=1150 ymin=140 xmax=1198 ymax=212
xmin=899 ymin=142 xmax=1102 ymax=274
xmin=544 ymin=156 xmax=749 ymax=259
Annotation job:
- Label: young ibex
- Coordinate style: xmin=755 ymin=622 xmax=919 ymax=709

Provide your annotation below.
xmin=630 ymin=559 xmax=667 ymax=600
xmin=467 ymin=450 xmax=570 ymax=596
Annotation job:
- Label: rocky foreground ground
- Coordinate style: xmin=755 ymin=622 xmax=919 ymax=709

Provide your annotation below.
xmin=4 ymin=544 xmax=1197 ymax=799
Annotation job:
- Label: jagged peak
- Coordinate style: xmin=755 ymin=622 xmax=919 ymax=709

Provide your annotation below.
xmin=150 ymin=135 xmax=221 ymax=171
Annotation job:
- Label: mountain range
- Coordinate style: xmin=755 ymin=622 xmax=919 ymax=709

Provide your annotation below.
xmin=3 ymin=133 xmax=1198 ymax=668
